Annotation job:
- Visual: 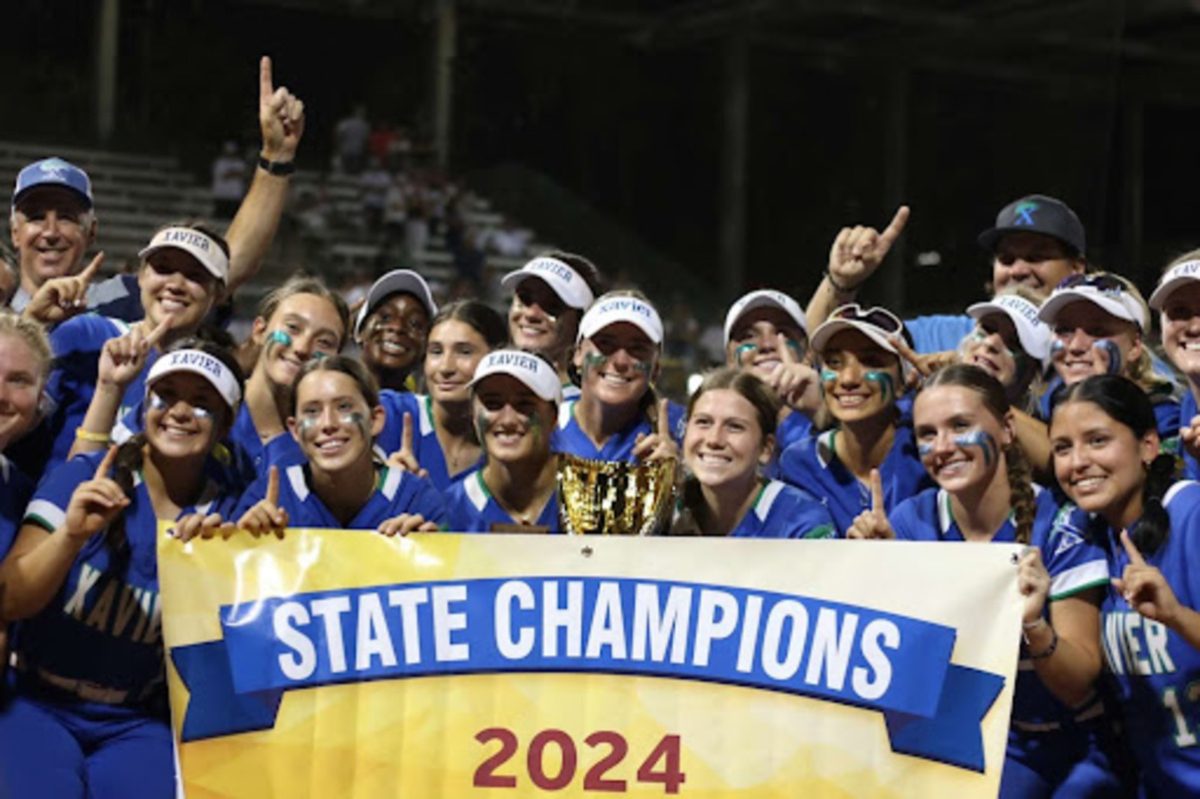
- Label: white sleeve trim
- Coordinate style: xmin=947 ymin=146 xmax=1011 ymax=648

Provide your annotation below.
xmin=1050 ymin=560 xmax=1109 ymax=600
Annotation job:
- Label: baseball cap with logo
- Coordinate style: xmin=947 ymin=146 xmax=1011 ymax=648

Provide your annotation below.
xmin=13 ymin=158 xmax=94 ymax=210
xmin=977 ymin=194 xmax=1085 ymax=256
xmin=139 ymin=226 xmax=230 ymax=283
xmin=469 ymin=349 xmax=562 ymax=404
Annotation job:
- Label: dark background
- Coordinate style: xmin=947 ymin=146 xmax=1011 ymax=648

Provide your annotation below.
xmin=5 ymin=0 xmax=1198 ymax=315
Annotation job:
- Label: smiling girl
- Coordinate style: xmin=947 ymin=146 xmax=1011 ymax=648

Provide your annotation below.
xmin=671 ymin=368 xmax=833 ymax=538
xmin=444 ymin=350 xmax=563 ymax=533
xmin=0 ymin=339 xmax=244 ymax=798
xmin=554 ymin=292 xmax=684 ymax=464
xmin=226 ymin=356 xmax=444 ymax=537
xmin=1150 ymin=252 xmax=1200 ymax=480
xmin=376 ymin=300 xmax=507 ymax=490
xmin=849 ymin=365 xmax=1120 ymax=798
xmin=1050 ymin=375 xmax=1200 ymax=797
xmin=778 ymin=304 xmax=932 ymax=536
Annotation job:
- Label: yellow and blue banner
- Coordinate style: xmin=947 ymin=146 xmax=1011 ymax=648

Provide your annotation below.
xmin=159 ymin=530 xmax=1023 ymax=798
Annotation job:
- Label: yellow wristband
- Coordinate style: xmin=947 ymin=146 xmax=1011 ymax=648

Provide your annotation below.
xmin=75 ymin=427 xmax=112 ymax=444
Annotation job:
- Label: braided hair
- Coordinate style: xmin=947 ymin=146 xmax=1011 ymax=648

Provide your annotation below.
xmin=918 ymin=364 xmax=1036 ymax=544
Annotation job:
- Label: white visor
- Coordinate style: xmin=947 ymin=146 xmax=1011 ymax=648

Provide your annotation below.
xmin=501 ymin=256 xmax=595 ymax=311
xmin=146 ymin=349 xmax=241 ymax=412
xmin=723 ymin=288 xmax=808 ymax=346
xmin=1038 ymin=284 xmax=1149 ymax=332
xmin=966 ymin=294 xmax=1051 ymax=362
xmin=139 ymin=227 xmax=229 ymax=283
xmin=469 ymin=349 xmax=562 ymax=404
xmin=1149 ymin=259 xmax=1200 ymax=311
xmin=578 ymin=296 xmax=663 ymax=345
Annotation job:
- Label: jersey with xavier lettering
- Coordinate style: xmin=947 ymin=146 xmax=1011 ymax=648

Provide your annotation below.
xmin=233 ymin=463 xmax=446 ymax=529
xmin=893 ymin=486 xmax=1108 ymax=726
xmin=14 ymin=450 xmax=237 ymax=704
xmin=444 ymin=469 xmax=561 ymax=533
xmin=1097 ymin=480 xmax=1200 ymax=797
xmin=777 ymin=427 xmax=933 ymax=537
xmin=552 ymin=397 xmax=686 ymax=463
xmin=376 ymin=391 xmax=482 ymax=492
xmin=725 ymin=480 xmax=835 ymax=539
xmin=0 ymin=455 xmax=33 ymax=560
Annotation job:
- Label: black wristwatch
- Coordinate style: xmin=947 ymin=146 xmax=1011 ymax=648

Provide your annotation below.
xmin=257 ymin=155 xmax=296 ymax=176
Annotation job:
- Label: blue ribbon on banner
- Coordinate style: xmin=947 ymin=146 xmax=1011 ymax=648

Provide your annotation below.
xmin=171 ymin=576 xmax=1003 ymax=771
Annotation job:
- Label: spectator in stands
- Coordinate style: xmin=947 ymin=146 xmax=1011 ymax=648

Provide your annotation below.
xmin=502 ymin=252 xmax=602 ymax=398
xmin=210 ymin=140 xmax=247 ymax=219
xmin=1152 ymin=252 xmax=1200 ymax=480
xmin=805 ymin=196 xmax=1087 ymax=353
xmin=0 ymin=338 xmax=244 ymax=799
xmin=360 ymin=156 xmax=391 ymax=233
xmin=334 ymin=104 xmax=371 ymax=175
xmin=355 ymin=269 xmax=437 ymax=392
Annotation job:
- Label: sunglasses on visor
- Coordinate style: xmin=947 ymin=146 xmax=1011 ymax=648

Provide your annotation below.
xmin=829 ymin=303 xmax=904 ymax=335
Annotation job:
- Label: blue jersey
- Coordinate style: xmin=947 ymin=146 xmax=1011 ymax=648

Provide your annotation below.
xmin=904 ymin=313 xmax=974 ymax=354
xmin=234 ymin=463 xmax=446 ymax=530
xmin=892 ymin=486 xmax=1109 ymax=726
xmin=1182 ymin=392 xmax=1199 ymax=481
xmin=376 ymin=391 xmax=482 ymax=492
xmin=444 ymin=468 xmax=561 ymax=533
xmin=552 ymin=397 xmax=686 ymax=463
xmin=778 ymin=426 xmax=933 ymax=537
xmin=6 ymin=315 xmax=141 ymax=480
xmin=775 ymin=411 xmax=812 ymax=452
xmin=1098 ymin=481 xmax=1200 ymax=797
xmin=227 ymin=404 xmax=306 ymax=478
xmin=0 ymin=455 xmax=33 ymax=561
xmin=14 ymin=450 xmax=237 ymax=705
xmin=727 ymin=480 xmax=835 ymax=539
xmin=1038 ymin=375 xmax=1181 ymax=447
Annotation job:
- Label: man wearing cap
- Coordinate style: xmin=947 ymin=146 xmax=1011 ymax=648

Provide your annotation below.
xmin=1152 ymin=252 xmax=1200 ymax=479
xmin=723 ymin=288 xmax=821 ymax=451
xmin=805 ymin=196 xmax=1087 ymax=354
xmin=9 ymin=56 xmax=305 ymax=325
xmin=501 ymin=252 xmax=602 ymax=399
xmin=354 ymin=269 xmax=437 ymax=392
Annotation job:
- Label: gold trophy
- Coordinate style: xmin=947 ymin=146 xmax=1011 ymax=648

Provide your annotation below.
xmin=557 ymin=454 xmax=678 ymax=535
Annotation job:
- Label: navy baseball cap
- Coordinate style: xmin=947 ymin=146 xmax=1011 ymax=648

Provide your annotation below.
xmin=12 ymin=158 xmax=94 ymax=209
xmin=977 ymin=194 xmax=1084 ymax=256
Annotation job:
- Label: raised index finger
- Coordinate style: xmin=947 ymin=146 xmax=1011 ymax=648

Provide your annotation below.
xmin=657 ymin=398 xmax=672 ymax=439
xmin=259 ymin=56 xmax=274 ymax=106
xmin=145 ymin=314 xmax=173 ymax=347
xmin=868 ymin=468 xmax=885 ymax=513
xmin=1120 ymin=530 xmax=1147 ymax=566
xmin=777 ymin=332 xmax=798 ymax=364
xmin=266 ymin=465 xmax=281 ymax=506
xmin=95 ymin=444 xmax=120 ymax=479
xmin=401 ymin=411 xmax=415 ymax=454
xmin=78 ymin=251 xmax=104 ymax=284
xmin=877 ymin=206 xmax=911 ymax=249
xmin=891 ymin=334 xmax=928 ymax=376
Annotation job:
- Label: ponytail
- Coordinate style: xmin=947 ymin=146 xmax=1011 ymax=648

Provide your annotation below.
xmin=1004 ymin=442 xmax=1037 ymax=545
xmin=1129 ymin=453 xmax=1178 ymax=556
